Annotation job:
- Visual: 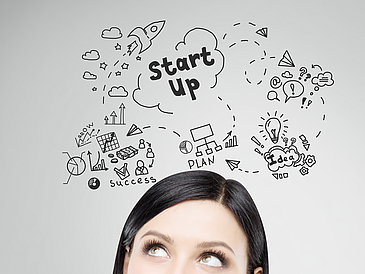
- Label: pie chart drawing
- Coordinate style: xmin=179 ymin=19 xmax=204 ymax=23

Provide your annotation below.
xmin=88 ymin=177 xmax=100 ymax=190
xmin=66 ymin=156 xmax=86 ymax=176
xmin=179 ymin=140 xmax=193 ymax=154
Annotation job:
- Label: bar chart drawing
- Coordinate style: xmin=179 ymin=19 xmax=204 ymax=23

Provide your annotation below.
xmin=88 ymin=151 xmax=108 ymax=171
xmin=225 ymin=135 xmax=238 ymax=148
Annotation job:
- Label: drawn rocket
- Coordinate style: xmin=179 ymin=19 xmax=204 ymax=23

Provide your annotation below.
xmin=127 ymin=20 xmax=166 ymax=54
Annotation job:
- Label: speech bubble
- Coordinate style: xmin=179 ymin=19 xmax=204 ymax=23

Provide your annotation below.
xmin=267 ymin=90 xmax=280 ymax=102
xmin=264 ymin=145 xmax=304 ymax=172
xmin=282 ymin=80 xmax=304 ymax=103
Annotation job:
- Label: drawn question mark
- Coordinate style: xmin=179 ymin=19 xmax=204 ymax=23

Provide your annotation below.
xmin=299 ymin=67 xmax=307 ymax=80
xmin=304 ymin=73 xmax=311 ymax=82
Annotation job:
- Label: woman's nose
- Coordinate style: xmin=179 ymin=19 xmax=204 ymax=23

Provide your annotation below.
xmin=167 ymin=259 xmax=196 ymax=274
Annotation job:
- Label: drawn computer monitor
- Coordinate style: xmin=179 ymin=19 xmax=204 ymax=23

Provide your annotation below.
xmin=190 ymin=124 xmax=222 ymax=157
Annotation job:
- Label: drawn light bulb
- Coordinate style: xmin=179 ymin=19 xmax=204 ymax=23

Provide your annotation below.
xmin=264 ymin=117 xmax=281 ymax=144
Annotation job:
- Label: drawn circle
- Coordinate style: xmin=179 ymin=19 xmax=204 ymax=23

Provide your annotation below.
xmin=108 ymin=153 xmax=114 ymax=158
xmin=270 ymin=76 xmax=282 ymax=89
xmin=150 ymin=26 xmax=158 ymax=32
xmin=66 ymin=156 xmax=86 ymax=176
xmin=314 ymin=86 xmax=319 ymax=91
xmin=111 ymin=158 xmax=118 ymax=164
xmin=179 ymin=140 xmax=193 ymax=154
xmin=310 ymin=92 xmax=314 ymax=96
xmin=88 ymin=177 xmax=100 ymax=190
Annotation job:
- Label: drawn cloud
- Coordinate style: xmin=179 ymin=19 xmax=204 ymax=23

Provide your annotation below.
xmin=108 ymin=86 xmax=128 ymax=97
xmin=82 ymin=50 xmax=100 ymax=61
xmin=311 ymin=71 xmax=334 ymax=87
xmin=132 ymin=27 xmax=225 ymax=114
xmin=101 ymin=27 xmax=123 ymax=39
xmin=281 ymin=70 xmax=293 ymax=78
xmin=83 ymin=71 xmax=97 ymax=80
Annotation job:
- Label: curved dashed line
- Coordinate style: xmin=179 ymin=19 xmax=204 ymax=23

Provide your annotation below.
xmin=254 ymin=41 xmax=260 ymax=46
xmin=158 ymin=126 xmax=166 ymax=130
xmin=257 ymin=80 xmax=262 ymax=85
xmin=321 ymin=96 xmax=325 ymax=105
xmin=229 ymin=43 xmax=237 ymax=48
xmin=143 ymin=126 xmax=151 ymax=129
xmin=249 ymin=59 xmax=256 ymax=64
xmin=246 ymin=78 xmax=252 ymax=84
xmin=323 ymin=114 xmax=326 ymax=121
xmin=227 ymin=104 xmax=231 ymax=111
xmin=223 ymin=33 xmax=227 ymax=40
xmin=316 ymin=131 xmax=322 ymax=138
xmin=248 ymin=22 xmax=256 ymax=26
xmin=173 ymin=131 xmax=181 ymax=137
xmin=233 ymin=22 xmax=241 ymax=27
xmin=241 ymin=39 xmax=249 ymax=43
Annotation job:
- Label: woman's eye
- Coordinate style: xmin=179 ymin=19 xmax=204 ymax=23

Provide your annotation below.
xmin=200 ymin=255 xmax=222 ymax=267
xmin=148 ymin=246 xmax=168 ymax=258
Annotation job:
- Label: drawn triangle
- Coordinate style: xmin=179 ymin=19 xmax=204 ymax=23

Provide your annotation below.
xmin=126 ymin=123 xmax=143 ymax=137
xmin=256 ymin=27 xmax=268 ymax=38
xmin=225 ymin=159 xmax=240 ymax=171
xmin=278 ymin=50 xmax=295 ymax=67
xmin=272 ymin=173 xmax=279 ymax=180
xmin=303 ymin=143 xmax=310 ymax=151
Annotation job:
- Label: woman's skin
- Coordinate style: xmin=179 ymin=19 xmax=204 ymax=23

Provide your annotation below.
xmin=123 ymin=200 xmax=263 ymax=274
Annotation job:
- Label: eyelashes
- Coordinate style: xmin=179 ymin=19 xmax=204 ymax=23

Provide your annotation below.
xmin=142 ymin=239 xmax=229 ymax=267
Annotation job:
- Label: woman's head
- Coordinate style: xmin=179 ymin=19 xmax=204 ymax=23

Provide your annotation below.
xmin=113 ymin=170 xmax=268 ymax=274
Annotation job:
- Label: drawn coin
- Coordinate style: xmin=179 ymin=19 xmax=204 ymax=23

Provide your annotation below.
xmin=88 ymin=177 xmax=100 ymax=190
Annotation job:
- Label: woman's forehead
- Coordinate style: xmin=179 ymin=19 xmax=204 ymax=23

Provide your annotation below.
xmin=134 ymin=200 xmax=247 ymax=251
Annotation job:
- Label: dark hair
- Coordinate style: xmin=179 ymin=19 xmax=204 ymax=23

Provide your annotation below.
xmin=113 ymin=170 xmax=269 ymax=274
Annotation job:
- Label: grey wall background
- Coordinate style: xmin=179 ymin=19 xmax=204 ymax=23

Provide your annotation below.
xmin=1 ymin=0 xmax=364 ymax=273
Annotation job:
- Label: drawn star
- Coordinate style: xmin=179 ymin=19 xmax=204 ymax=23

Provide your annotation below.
xmin=121 ymin=62 xmax=129 ymax=70
xmin=92 ymin=86 xmax=97 ymax=92
xmin=136 ymin=56 xmax=141 ymax=61
xmin=115 ymin=43 xmax=122 ymax=50
xmin=100 ymin=62 xmax=107 ymax=70
xmin=115 ymin=71 xmax=122 ymax=76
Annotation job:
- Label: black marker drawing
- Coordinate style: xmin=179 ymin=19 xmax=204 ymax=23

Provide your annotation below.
xmin=258 ymin=112 xmax=288 ymax=143
xmin=116 ymin=146 xmax=138 ymax=160
xmin=104 ymin=103 xmax=126 ymax=125
xmin=135 ymin=160 xmax=149 ymax=176
xmin=272 ymin=173 xmax=289 ymax=180
xmin=255 ymin=27 xmax=268 ymax=38
xmin=114 ymin=43 xmax=122 ymax=51
xmin=190 ymin=124 xmax=222 ymax=157
xmin=96 ymin=132 xmax=120 ymax=153
xmin=126 ymin=123 xmax=143 ymax=137
xmin=83 ymin=71 xmax=97 ymax=80
xmin=282 ymin=80 xmax=304 ymax=103
xmin=225 ymin=159 xmax=241 ymax=171
xmin=223 ymin=131 xmax=238 ymax=148
xmin=128 ymin=20 xmax=166 ymax=54
xmin=179 ymin=140 xmax=193 ymax=154
xmin=101 ymin=27 xmax=123 ymax=39
xmin=88 ymin=151 xmax=108 ymax=171
xmin=62 ymin=152 xmax=86 ymax=184
xmin=75 ymin=123 xmax=99 ymax=148
xmin=99 ymin=62 xmax=107 ymax=70
xmin=88 ymin=177 xmax=101 ymax=190
xmin=82 ymin=50 xmax=100 ymax=61
xmin=114 ymin=163 xmax=130 ymax=180
xmin=278 ymin=50 xmax=295 ymax=67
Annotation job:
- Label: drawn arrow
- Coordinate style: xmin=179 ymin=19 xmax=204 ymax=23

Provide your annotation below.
xmin=311 ymin=64 xmax=322 ymax=71
xmin=87 ymin=151 xmax=93 ymax=170
xmin=110 ymin=111 xmax=117 ymax=125
xmin=119 ymin=103 xmax=126 ymax=125
xmin=223 ymin=131 xmax=233 ymax=142
xmin=149 ymin=158 xmax=154 ymax=168
xmin=104 ymin=116 xmax=109 ymax=125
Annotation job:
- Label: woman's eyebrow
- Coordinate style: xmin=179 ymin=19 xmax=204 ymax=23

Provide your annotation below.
xmin=141 ymin=230 xmax=174 ymax=244
xmin=196 ymin=241 xmax=235 ymax=255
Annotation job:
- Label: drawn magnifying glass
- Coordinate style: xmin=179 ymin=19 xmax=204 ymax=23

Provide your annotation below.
xmin=267 ymin=90 xmax=280 ymax=102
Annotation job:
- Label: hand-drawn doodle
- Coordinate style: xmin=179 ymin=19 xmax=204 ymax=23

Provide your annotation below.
xmin=104 ymin=104 xmax=126 ymax=126
xmin=116 ymin=146 xmax=138 ymax=160
xmin=259 ymin=112 xmax=288 ymax=143
xmin=281 ymin=71 xmax=293 ymax=79
xmin=298 ymin=67 xmax=307 ymax=80
xmin=88 ymin=177 xmax=101 ymax=190
xmin=96 ymin=132 xmax=120 ymax=153
xmin=100 ymin=62 xmax=108 ymax=70
xmin=267 ymin=90 xmax=280 ymax=102
xmin=270 ymin=76 xmax=282 ymax=89
xmin=88 ymin=151 xmax=108 ymax=171
xmin=255 ymin=27 xmax=268 ymax=38
xmin=82 ymin=71 xmax=97 ymax=80
xmin=75 ymin=123 xmax=100 ymax=148
xmin=114 ymin=43 xmax=122 ymax=51
xmin=282 ymin=80 xmax=304 ymax=103
xmin=299 ymin=134 xmax=310 ymax=151
xmin=311 ymin=71 xmax=334 ymax=88
xmin=225 ymin=159 xmax=241 ymax=171
xmin=300 ymin=97 xmax=313 ymax=109
xmin=179 ymin=140 xmax=193 ymax=154
xmin=278 ymin=50 xmax=295 ymax=67
xmin=82 ymin=50 xmax=100 ymax=61
xmin=101 ymin=27 xmax=123 ymax=39
xmin=223 ymin=131 xmax=238 ymax=148
xmin=135 ymin=160 xmax=149 ymax=176
xmin=114 ymin=163 xmax=130 ymax=180
xmin=190 ymin=124 xmax=222 ymax=157
xmin=108 ymin=86 xmax=128 ymax=98
xmin=62 ymin=152 xmax=86 ymax=184
xmin=146 ymin=147 xmax=155 ymax=158
xmin=126 ymin=123 xmax=143 ymax=137
xmin=128 ymin=20 xmax=166 ymax=54
xmin=272 ymin=173 xmax=289 ymax=180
